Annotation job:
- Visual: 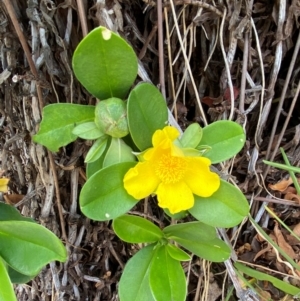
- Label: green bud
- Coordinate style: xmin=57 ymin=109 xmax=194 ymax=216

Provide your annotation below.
xmin=94 ymin=98 xmax=129 ymax=138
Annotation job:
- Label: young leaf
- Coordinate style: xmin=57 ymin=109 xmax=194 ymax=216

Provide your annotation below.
xmin=119 ymin=244 xmax=156 ymax=301
xmin=85 ymin=135 xmax=109 ymax=163
xmin=102 ymin=137 xmax=136 ymax=167
xmin=80 ymin=162 xmax=139 ymax=221
xmin=189 ymin=179 xmax=249 ymax=228
xmin=72 ymin=122 xmax=104 ymax=140
xmin=179 ymin=123 xmax=202 ymax=148
xmin=149 ymin=245 xmax=186 ymax=301
xmin=235 ymin=262 xmax=300 ymax=295
xmin=113 ymin=215 xmax=163 ymax=243
xmin=166 ymin=244 xmax=191 ymax=261
xmin=33 ymin=104 xmax=95 ymax=152
xmin=86 ymin=153 xmax=106 ymax=178
xmin=127 ymin=83 xmax=168 ymax=151
xmin=0 ymin=258 xmax=17 ymax=301
xmin=72 ymin=26 xmax=138 ymax=100
xmin=199 ymin=120 xmax=245 ymax=163
xmin=0 ymin=221 xmax=67 ymax=276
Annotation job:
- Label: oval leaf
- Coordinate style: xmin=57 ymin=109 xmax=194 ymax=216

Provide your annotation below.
xmin=119 ymin=244 xmax=156 ymax=301
xmin=189 ymin=179 xmax=249 ymax=228
xmin=163 ymin=221 xmax=217 ymax=241
xmin=85 ymin=135 xmax=109 ymax=163
xmin=149 ymin=245 xmax=186 ymax=301
xmin=113 ymin=215 xmax=163 ymax=243
xmin=102 ymin=137 xmax=136 ymax=167
xmin=0 ymin=203 xmax=34 ymax=223
xmin=33 ymin=104 xmax=95 ymax=152
xmin=72 ymin=122 xmax=104 ymax=140
xmin=0 ymin=221 xmax=67 ymax=276
xmin=173 ymin=236 xmax=230 ymax=262
xmin=199 ymin=120 xmax=245 ymax=163
xmin=0 ymin=258 xmax=17 ymax=301
xmin=8 ymin=265 xmax=36 ymax=284
xmin=72 ymin=26 xmax=138 ymax=100
xmin=163 ymin=221 xmax=230 ymax=262
xmin=179 ymin=123 xmax=202 ymax=148
xmin=80 ymin=162 xmax=139 ymax=221
xmin=127 ymin=83 xmax=168 ymax=150
xmin=166 ymin=244 xmax=191 ymax=261
xmin=86 ymin=154 xmax=106 ymax=178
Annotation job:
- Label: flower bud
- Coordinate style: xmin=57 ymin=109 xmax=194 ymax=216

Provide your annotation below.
xmin=94 ymin=98 xmax=129 ymax=138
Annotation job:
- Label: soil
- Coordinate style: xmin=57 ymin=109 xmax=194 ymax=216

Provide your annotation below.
xmin=1 ymin=0 xmax=300 ymax=300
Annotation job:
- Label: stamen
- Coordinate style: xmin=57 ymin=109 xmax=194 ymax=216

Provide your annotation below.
xmin=155 ymin=154 xmax=187 ymax=184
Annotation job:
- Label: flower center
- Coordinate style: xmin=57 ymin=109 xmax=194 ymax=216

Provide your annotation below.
xmin=155 ymin=154 xmax=187 ymax=184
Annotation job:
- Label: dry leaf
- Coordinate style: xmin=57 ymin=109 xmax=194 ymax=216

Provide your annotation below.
xmin=269 ymin=178 xmax=293 ymax=192
xmin=292 ymin=223 xmax=300 ymax=237
xmin=273 ymin=221 xmax=297 ymax=259
xmin=223 ymin=86 xmax=240 ymax=102
xmin=284 ymin=192 xmax=300 ymax=203
xmin=4 ymin=194 xmax=24 ymax=205
xmin=201 ymin=95 xmax=223 ymax=107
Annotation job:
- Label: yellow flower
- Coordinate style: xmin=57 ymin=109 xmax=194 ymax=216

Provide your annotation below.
xmin=123 ymin=126 xmax=220 ymax=214
xmin=0 ymin=178 xmax=9 ymax=193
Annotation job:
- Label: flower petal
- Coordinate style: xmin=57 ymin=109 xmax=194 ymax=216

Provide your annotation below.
xmin=123 ymin=162 xmax=160 ymax=199
xmin=156 ymin=181 xmax=194 ymax=214
xmin=184 ymin=157 xmax=220 ymax=197
xmin=152 ymin=126 xmax=179 ymax=147
xmin=0 ymin=178 xmax=9 ymax=193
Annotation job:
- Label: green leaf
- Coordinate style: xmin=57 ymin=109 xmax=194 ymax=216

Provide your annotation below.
xmin=263 ymin=160 xmax=300 ymax=173
xmin=7 ymin=265 xmax=36 ymax=284
xmin=163 ymin=221 xmax=217 ymax=241
xmin=102 ymin=137 xmax=136 ymax=167
xmin=0 ymin=221 xmax=67 ymax=276
xmin=86 ymin=154 xmax=105 ymax=178
xmin=164 ymin=208 xmax=188 ymax=220
xmin=163 ymin=222 xmax=230 ymax=262
xmin=149 ymin=245 xmax=186 ymax=301
xmin=165 ymin=244 xmax=191 ymax=261
xmin=0 ymin=203 xmax=35 ymax=223
xmin=0 ymin=258 xmax=17 ymax=301
xmin=173 ymin=237 xmax=230 ymax=262
xmin=0 ymin=257 xmax=17 ymax=301
xmin=119 ymin=244 xmax=156 ymax=301
xmin=199 ymin=120 xmax=245 ymax=163
xmin=85 ymin=135 xmax=109 ymax=163
xmin=127 ymin=83 xmax=168 ymax=150
xmin=33 ymin=104 xmax=95 ymax=152
xmin=80 ymin=162 xmax=139 ymax=221
xmin=189 ymin=179 xmax=249 ymax=228
xmin=179 ymin=123 xmax=202 ymax=148
xmin=113 ymin=215 xmax=163 ymax=243
xmin=72 ymin=26 xmax=138 ymax=100
xmin=72 ymin=122 xmax=104 ymax=140
xmin=235 ymin=262 xmax=300 ymax=296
